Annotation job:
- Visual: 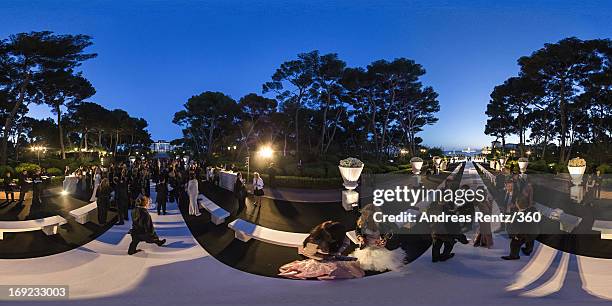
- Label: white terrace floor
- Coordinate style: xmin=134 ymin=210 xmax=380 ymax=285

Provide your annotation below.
xmin=0 ymin=162 xmax=610 ymax=306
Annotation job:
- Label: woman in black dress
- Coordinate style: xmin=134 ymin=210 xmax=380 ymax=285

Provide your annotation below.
xmin=234 ymin=172 xmax=247 ymax=214
xmin=96 ymin=178 xmax=112 ymax=225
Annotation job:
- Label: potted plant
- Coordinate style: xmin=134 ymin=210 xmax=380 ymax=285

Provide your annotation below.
xmin=518 ymin=157 xmax=529 ymax=174
xmin=410 ymin=157 xmax=424 ymax=175
xmin=339 ymin=157 xmax=364 ymax=190
xmin=567 ymin=157 xmax=586 ymax=185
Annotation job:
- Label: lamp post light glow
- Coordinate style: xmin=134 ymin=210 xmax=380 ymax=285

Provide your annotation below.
xmin=257 ymin=146 xmax=274 ymax=159
xmin=30 ymin=145 xmax=47 ymax=165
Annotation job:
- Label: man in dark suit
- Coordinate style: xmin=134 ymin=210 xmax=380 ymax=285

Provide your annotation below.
xmin=31 ymin=170 xmax=43 ymax=205
xmin=502 ymin=197 xmax=540 ymax=260
xmin=18 ymin=170 xmax=29 ymax=204
xmin=155 ymin=177 xmax=168 ymax=215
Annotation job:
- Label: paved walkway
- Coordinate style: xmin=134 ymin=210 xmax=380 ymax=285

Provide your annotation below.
xmin=259 ymin=167 xmax=460 ymax=203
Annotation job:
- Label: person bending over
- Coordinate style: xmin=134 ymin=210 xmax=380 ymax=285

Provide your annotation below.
xmin=128 ymin=196 xmax=166 ymax=255
xmin=502 ymin=197 xmax=540 ymax=260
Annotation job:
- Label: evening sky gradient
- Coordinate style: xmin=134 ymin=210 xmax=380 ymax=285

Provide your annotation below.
xmin=1 ymin=0 xmax=611 ymax=150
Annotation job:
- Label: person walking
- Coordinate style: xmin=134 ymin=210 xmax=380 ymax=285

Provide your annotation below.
xmin=187 ymin=172 xmax=200 ymax=216
xmin=128 ymin=196 xmax=166 ymax=255
xmin=2 ymin=170 xmax=14 ymax=202
xmin=31 ymin=170 xmax=43 ymax=206
xmin=502 ymin=197 xmax=540 ymax=260
xmin=17 ymin=170 xmax=29 ymax=205
xmin=156 ymin=177 xmax=168 ymax=215
xmin=252 ymin=172 xmax=264 ymax=207
xmin=234 ymin=172 xmax=247 ymax=214
xmin=90 ymin=168 xmax=102 ymax=202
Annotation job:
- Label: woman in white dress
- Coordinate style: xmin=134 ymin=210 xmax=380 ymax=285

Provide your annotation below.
xmin=187 ymin=172 xmax=201 ymax=216
xmin=350 ymin=204 xmax=405 ymax=272
xmin=90 ymin=167 xmax=102 ymax=202
xmin=252 ymin=172 xmax=264 ymax=206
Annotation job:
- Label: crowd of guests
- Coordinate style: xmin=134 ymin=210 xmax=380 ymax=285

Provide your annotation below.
xmin=65 ymin=159 xmax=215 ymax=255
xmin=2 ymin=168 xmax=49 ymax=206
xmin=71 ymin=159 xmax=267 ymax=255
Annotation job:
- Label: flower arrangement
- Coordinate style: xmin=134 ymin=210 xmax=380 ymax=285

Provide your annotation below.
xmin=518 ymin=157 xmax=529 ymax=162
xmin=339 ymin=157 xmax=364 ymax=168
xmin=410 ymin=157 xmax=423 ymax=163
xmin=568 ymin=157 xmax=586 ymax=167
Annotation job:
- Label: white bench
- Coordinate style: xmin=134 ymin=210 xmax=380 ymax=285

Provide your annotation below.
xmin=0 ymin=216 xmax=67 ymax=240
xmin=228 ymin=219 xmax=359 ymax=248
xmin=197 ymin=194 xmax=230 ymax=225
xmin=592 ymin=220 xmax=612 ymax=240
xmin=69 ymin=202 xmax=98 ymax=224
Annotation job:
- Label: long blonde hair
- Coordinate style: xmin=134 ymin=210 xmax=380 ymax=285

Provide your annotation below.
xmin=136 ymin=195 xmax=151 ymax=208
xmin=357 ymin=204 xmax=379 ymax=232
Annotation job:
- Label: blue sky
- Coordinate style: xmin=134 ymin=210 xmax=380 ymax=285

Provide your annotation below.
xmin=1 ymin=0 xmax=610 ymax=150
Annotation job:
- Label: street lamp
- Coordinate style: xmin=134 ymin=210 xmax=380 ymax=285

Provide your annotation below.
xmin=257 ymin=145 xmax=274 ymax=159
xmin=30 ymin=145 xmax=47 ymax=165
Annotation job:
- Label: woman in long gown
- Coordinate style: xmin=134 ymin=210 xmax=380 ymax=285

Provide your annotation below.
xmin=474 ymin=186 xmax=494 ymax=248
xmin=90 ymin=168 xmax=102 ymax=202
xmin=350 ymin=204 xmax=405 ymax=272
xmin=187 ymin=172 xmax=200 ymax=216
xmin=279 ymin=221 xmax=365 ymax=280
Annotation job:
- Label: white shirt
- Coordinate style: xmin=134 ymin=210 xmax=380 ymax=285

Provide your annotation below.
xmin=253 ymin=177 xmax=264 ymax=190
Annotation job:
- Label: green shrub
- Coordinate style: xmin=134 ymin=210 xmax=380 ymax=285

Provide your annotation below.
xmin=0 ymin=165 xmax=15 ymax=176
xmin=529 ymin=160 xmax=551 ymax=173
xmin=273 ymin=175 xmax=342 ymax=189
xmin=47 ymin=167 xmax=63 ymax=176
xmin=301 ymin=167 xmax=325 ymax=178
xmin=15 ymin=163 xmax=41 ymax=174
xmin=398 ymin=163 xmax=411 ymax=170
xmin=597 ymin=163 xmax=611 ymax=174
xmin=383 ymin=165 xmax=399 ymax=172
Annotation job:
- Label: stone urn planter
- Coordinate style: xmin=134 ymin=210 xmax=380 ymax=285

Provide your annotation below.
xmin=338 ymin=157 xmax=364 ymax=190
xmin=518 ymin=157 xmax=529 ymax=174
xmin=567 ymin=157 xmax=586 ymax=186
xmin=489 ymin=160 xmax=496 ymax=169
xmin=410 ymin=157 xmax=424 ymax=175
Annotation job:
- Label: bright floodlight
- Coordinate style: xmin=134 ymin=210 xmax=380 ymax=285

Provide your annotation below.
xmin=60 ymin=190 xmax=69 ymax=196
xmin=258 ymin=146 xmax=274 ymax=159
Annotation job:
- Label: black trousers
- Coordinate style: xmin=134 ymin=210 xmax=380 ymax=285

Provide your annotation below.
xmin=128 ymin=233 xmax=162 ymax=253
xmin=509 ymin=237 xmax=534 ymax=257
xmin=117 ymin=197 xmax=129 ymax=221
xmin=19 ymin=188 xmax=27 ymax=202
xmin=32 ymin=186 xmax=42 ymax=205
xmin=4 ymin=190 xmax=14 ymax=201
xmin=237 ymin=195 xmax=246 ymax=214
xmin=97 ymin=202 xmax=108 ymax=224
xmin=432 ymin=239 xmax=455 ymax=260
xmin=157 ymin=200 xmax=167 ymax=214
